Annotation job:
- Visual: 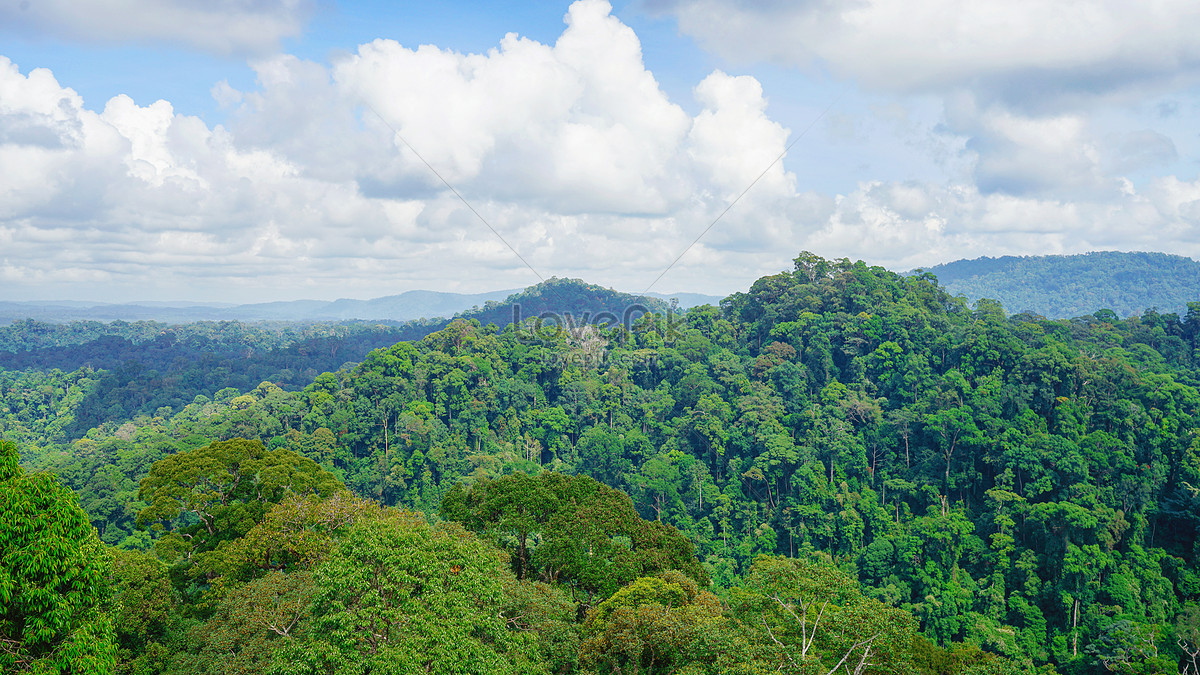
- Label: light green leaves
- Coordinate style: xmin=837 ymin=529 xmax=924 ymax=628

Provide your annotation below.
xmin=0 ymin=439 xmax=118 ymax=674
xmin=271 ymin=511 xmax=544 ymax=675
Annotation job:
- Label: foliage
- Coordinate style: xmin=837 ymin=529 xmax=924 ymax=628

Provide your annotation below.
xmin=578 ymin=570 xmax=725 ymax=675
xmin=3 ymin=252 xmax=1200 ymax=674
xmin=441 ymin=472 xmax=708 ymax=602
xmin=731 ymin=554 xmax=918 ymax=674
xmin=918 ymin=251 xmax=1200 ymax=318
xmin=110 ymin=548 xmax=180 ymax=675
xmin=0 ymin=439 xmax=118 ymax=674
xmin=137 ymin=438 xmax=344 ymax=568
xmin=268 ymin=511 xmax=545 ymax=675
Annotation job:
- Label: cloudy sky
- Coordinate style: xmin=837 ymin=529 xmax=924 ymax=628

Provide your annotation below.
xmin=1 ymin=0 xmax=1198 ymax=303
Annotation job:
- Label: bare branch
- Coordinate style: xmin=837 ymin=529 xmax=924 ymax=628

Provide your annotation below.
xmin=823 ymin=633 xmax=880 ymax=675
xmin=761 ymin=617 xmax=800 ymax=670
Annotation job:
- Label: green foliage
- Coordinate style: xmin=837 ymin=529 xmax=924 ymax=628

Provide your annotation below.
xmin=441 ymin=472 xmax=707 ymax=602
xmin=110 ymin=548 xmax=180 ymax=675
xmin=3 ymin=254 xmax=1200 ymax=673
xmin=0 ymin=438 xmax=118 ymax=674
xmin=268 ymin=511 xmax=544 ymax=675
xmin=137 ymin=438 xmax=344 ymax=563
xmin=500 ymin=579 xmax=581 ymax=674
xmin=211 ymin=492 xmax=386 ymax=585
xmin=171 ymin=570 xmax=316 ymax=675
xmin=919 ymin=251 xmax=1200 ymax=318
xmin=578 ymin=570 xmax=726 ymax=675
xmin=732 ymin=554 xmax=918 ymax=674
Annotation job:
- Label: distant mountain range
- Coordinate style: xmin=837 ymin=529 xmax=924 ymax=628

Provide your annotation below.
xmin=0 ymin=279 xmax=691 ymax=380
xmin=915 ymin=251 xmax=1200 ymax=318
xmin=0 ymin=287 xmax=724 ymax=326
xmin=11 ymin=250 xmax=1196 ymax=326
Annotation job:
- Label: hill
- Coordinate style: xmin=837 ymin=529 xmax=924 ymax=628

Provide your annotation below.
xmin=6 ymin=252 xmax=1200 ymax=674
xmin=915 ymin=251 xmax=1200 ymax=318
xmin=0 ymin=279 xmax=671 ymax=434
xmin=463 ymin=277 xmax=670 ymax=329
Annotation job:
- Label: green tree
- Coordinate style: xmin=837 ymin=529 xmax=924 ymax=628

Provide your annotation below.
xmin=578 ymin=570 xmax=727 ymax=675
xmin=732 ymin=554 xmax=917 ymax=675
xmin=110 ymin=548 xmax=179 ymax=674
xmin=442 ymin=472 xmax=707 ymax=602
xmin=137 ymin=438 xmax=344 ymax=565
xmin=268 ymin=511 xmax=544 ymax=675
xmin=0 ymin=439 xmax=118 ymax=673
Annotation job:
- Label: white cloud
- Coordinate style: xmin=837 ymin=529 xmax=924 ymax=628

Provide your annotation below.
xmin=655 ymin=0 xmax=1200 ymax=206
xmin=3 ymin=0 xmax=1198 ymax=304
xmin=330 ymin=0 xmax=698 ymax=214
xmin=0 ymin=1 xmax=811 ymax=301
xmin=688 ymin=71 xmax=792 ymax=196
xmin=651 ymin=0 xmax=1200 ymax=105
xmin=964 ymin=106 xmax=1107 ymax=196
xmin=799 ymin=176 xmax=1200 ymax=271
xmin=0 ymin=0 xmax=312 ymax=56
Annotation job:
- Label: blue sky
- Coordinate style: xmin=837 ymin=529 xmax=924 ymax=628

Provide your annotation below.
xmin=1 ymin=0 xmax=1198 ymax=303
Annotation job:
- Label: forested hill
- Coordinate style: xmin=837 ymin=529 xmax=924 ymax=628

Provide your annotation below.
xmin=916 ymin=251 xmax=1200 ymax=318
xmin=0 ymin=282 xmax=710 ymax=325
xmin=5 ymin=252 xmax=1200 ymax=674
xmin=464 ymin=276 xmax=669 ymax=328
xmin=0 ymin=279 xmax=668 ymax=436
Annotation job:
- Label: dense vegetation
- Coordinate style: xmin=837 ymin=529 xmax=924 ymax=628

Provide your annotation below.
xmin=917 ymin=251 xmax=1200 ymax=318
xmin=4 ymin=254 xmax=1200 ymax=674
xmin=0 ymin=280 xmax=666 ymax=440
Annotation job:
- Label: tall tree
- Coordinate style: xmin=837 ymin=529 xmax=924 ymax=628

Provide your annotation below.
xmin=0 ymin=439 xmax=118 ymax=674
xmin=268 ymin=511 xmax=544 ymax=675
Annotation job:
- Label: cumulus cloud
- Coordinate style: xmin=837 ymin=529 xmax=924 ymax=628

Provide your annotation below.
xmin=654 ymin=0 xmax=1200 ymax=206
xmin=798 ymin=176 xmax=1200 ymax=271
xmin=650 ymin=0 xmax=1200 ymax=106
xmin=3 ymin=0 xmax=1197 ymax=304
xmin=0 ymin=0 xmax=312 ymax=55
xmin=0 ymin=1 xmax=809 ymax=300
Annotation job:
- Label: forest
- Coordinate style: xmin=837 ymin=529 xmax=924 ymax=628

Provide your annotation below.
xmin=3 ymin=254 xmax=1200 ymax=675
xmin=919 ymin=251 xmax=1200 ymax=319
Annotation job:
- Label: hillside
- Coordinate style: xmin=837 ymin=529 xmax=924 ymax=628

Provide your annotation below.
xmin=4 ymin=255 xmax=1200 ymax=674
xmin=0 ymin=279 xmax=670 ymax=435
xmin=916 ymin=251 xmax=1200 ymax=318
xmin=463 ymin=277 xmax=670 ymax=329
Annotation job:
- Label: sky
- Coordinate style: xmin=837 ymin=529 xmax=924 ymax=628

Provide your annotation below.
xmin=1 ymin=0 xmax=1199 ymax=303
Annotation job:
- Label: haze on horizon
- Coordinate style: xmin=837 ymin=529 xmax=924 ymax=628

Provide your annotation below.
xmin=1 ymin=0 xmax=1199 ymax=304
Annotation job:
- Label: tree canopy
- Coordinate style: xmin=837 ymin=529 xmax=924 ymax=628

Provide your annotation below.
xmin=0 ymin=439 xmax=117 ymax=674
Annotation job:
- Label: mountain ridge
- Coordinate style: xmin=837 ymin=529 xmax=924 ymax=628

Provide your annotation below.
xmin=0 ymin=288 xmax=724 ymax=326
xmin=910 ymin=250 xmax=1200 ymax=318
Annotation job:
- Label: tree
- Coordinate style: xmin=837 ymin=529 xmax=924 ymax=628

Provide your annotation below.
xmin=1176 ymin=604 xmax=1200 ymax=675
xmin=137 ymin=438 xmax=344 ymax=564
xmin=441 ymin=472 xmax=707 ymax=602
xmin=173 ymin=571 xmax=317 ymax=675
xmin=110 ymin=548 xmax=179 ymax=674
xmin=500 ymin=578 xmax=581 ymax=674
xmin=168 ymin=493 xmax=389 ymax=675
xmin=1085 ymin=619 xmax=1168 ymax=674
xmin=211 ymin=492 xmax=387 ymax=585
xmin=578 ymin=570 xmax=727 ymax=675
xmin=731 ymin=555 xmax=917 ymax=675
xmin=0 ymin=439 xmax=118 ymax=673
xmin=268 ymin=511 xmax=544 ymax=675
